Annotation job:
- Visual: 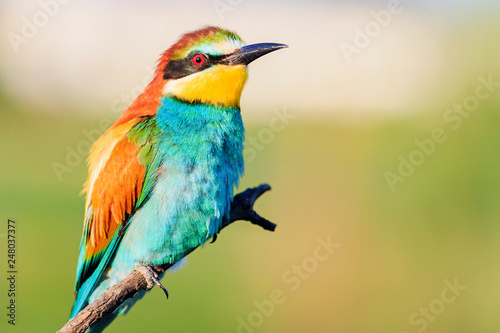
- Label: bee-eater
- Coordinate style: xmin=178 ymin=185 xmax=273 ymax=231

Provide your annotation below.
xmin=69 ymin=26 xmax=286 ymax=331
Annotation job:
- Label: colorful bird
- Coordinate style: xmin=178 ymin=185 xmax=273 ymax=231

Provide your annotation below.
xmin=69 ymin=26 xmax=286 ymax=331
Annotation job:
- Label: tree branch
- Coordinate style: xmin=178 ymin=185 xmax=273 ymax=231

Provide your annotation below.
xmin=58 ymin=184 xmax=276 ymax=333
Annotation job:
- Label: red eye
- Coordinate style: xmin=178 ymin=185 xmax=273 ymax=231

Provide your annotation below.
xmin=192 ymin=54 xmax=205 ymax=66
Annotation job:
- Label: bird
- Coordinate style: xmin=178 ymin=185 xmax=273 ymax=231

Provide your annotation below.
xmin=69 ymin=26 xmax=287 ymax=331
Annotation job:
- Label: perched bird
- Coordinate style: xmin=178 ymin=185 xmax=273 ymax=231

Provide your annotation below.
xmin=69 ymin=26 xmax=286 ymax=331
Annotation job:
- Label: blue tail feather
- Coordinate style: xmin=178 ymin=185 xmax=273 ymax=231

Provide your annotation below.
xmin=70 ymin=233 xmax=122 ymax=319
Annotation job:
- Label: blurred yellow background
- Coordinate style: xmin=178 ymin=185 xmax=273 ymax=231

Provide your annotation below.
xmin=1 ymin=0 xmax=500 ymax=332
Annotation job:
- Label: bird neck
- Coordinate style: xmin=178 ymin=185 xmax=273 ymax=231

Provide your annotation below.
xmin=156 ymin=96 xmax=245 ymax=139
xmin=155 ymin=96 xmax=246 ymax=211
xmin=111 ymin=70 xmax=165 ymax=128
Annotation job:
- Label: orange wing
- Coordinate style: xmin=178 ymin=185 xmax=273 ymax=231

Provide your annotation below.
xmin=75 ymin=118 xmax=147 ymax=290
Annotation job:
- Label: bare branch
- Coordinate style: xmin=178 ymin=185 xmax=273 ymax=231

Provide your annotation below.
xmin=58 ymin=184 xmax=276 ymax=333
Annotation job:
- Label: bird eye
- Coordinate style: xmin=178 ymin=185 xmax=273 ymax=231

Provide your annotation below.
xmin=192 ymin=54 xmax=205 ymax=66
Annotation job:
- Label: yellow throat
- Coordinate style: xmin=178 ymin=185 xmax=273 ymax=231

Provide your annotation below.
xmin=163 ymin=64 xmax=248 ymax=108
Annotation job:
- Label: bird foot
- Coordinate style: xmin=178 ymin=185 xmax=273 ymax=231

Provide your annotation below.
xmin=134 ymin=263 xmax=169 ymax=299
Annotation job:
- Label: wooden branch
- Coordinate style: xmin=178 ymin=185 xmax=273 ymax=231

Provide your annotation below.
xmin=58 ymin=184 xmax=276 ymax=333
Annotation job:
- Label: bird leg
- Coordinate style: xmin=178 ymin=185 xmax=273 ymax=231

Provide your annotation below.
xmin=134 ymin=263 xmax=169 ymax=299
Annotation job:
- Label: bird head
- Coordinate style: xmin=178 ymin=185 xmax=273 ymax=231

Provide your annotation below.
xmin=159 ymin=26 xmax=287 ymax=108
xmin=113 ymin=27 xmax=286 ymax=126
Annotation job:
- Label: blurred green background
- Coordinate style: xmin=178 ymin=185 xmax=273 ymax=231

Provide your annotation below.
xmin=1 ymin=1 xmax=500 ymax=332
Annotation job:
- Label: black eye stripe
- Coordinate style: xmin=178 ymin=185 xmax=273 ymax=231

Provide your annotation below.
xmin=163 ymin=52 xmax=231 ymax=80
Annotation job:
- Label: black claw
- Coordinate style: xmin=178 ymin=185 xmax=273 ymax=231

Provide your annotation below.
xmin=210 ymin=233 xmax=218 ymax=243
xmin=136 ymin=263 xmax=170 ymax=299
xmin=159 ymin=283 xmax=169 ymax=299
xmin=153 ymin=273 xmax=169 ymax=299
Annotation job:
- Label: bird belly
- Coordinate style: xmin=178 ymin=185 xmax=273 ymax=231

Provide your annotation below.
xmin=94 ymin=155 xmax=237 ymax=298
xmin=122 ymin=165 xmax=229 ymax=264
xmin=89 ymin=100 xmax=245 ymax=305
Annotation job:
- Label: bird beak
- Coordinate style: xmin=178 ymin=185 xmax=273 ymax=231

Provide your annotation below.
xmin=224 ymin=43 xmax=288 ymax=66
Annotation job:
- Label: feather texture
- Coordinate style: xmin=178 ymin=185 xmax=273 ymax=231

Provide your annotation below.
xmin=68 ymin=27 xmax=284 ymax=331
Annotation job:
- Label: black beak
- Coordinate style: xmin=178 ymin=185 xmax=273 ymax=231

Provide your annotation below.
xmin=224 ymin=43 xmax=288 ymax=66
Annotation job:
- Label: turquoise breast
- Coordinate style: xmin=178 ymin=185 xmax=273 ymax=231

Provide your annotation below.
xmin=112 ymin=97 xmax=245 ymax=268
